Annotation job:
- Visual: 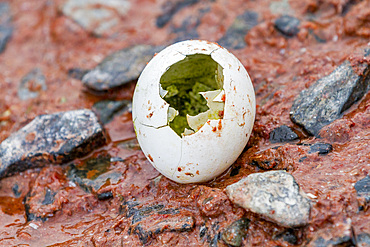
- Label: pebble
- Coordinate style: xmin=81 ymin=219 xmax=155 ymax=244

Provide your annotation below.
xmin=290 ymin=47 xmax=370 ymax=136
xmin=17 ymin=68 xmax=47 ymax=100
xmin=274 ymin=15 xmax=300 ymax=37
xmin=0 ymin=2 xmax=12 ymax=53
xmin=61 ymin=0 xmax=130 ymax=36
xmin=82 ymin=45 xmax=164 ymax=91
xmin=269 ymin=125 xmax=298 ymax=143
xmin=221 ymin=218 xmax=249 ymax=247
xmin=354 ymin=175 xmax=370 ymax=211
xmin=156 ymin=0 xmax=200 ymax=28
xmin=308 ymin=143 xmax=333 ymax=154
xmin=92 ymin=100 xmax=131 ymax=124
xmin=226 ymin=170 xmax=311 ymax=227
xmin=218 ymin=11 xmax=258 ymax=50
xmin=0 ymin=109 xmax=106 ymax=179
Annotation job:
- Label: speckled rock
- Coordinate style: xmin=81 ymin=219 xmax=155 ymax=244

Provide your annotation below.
xmin=156 ymin=0 xmax=200 ymax=28
xmin=82 ymin=45 xmax=164 ymax=91
xmin=269 ymin=125 xmax=298 ymax=143
xmin=0 ymin=2 xmax=13 ymax=53
xmin=274 ymin=15 xmax=300 ymax=37
xmin=221 ymin=218 xmax=249 ymax=247
xmin=61 ymin=0 xmax=130 ymax=36
xmin=17 ymin=68 xmax=47 ymax=100
xmin=92 ymin=100 xmax=131 ymax=124
xmin=0 ymin=109 xmax=106 ymax=179
xmin=290 ymin=48 xmax=370 ymax=136
xmin=226 ymin=170 xmax=311 ymax=227
xmin=218 ymin=11 xmax=258 ymax=50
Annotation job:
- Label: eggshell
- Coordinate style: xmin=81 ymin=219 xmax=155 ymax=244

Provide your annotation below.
xmin=132 ymin=40 xmax=255 ymax=183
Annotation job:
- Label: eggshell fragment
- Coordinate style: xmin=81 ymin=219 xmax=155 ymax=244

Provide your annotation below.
xmin=132 ymin=40 xmax=255 ymax=183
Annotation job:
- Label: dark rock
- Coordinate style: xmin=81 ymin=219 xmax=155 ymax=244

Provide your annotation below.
xmin=41 ymin=188 xmax=56 ymax=205
xmin=121 ymin=201 xmax=194 ymax=244
xmin=274 ymin=15 xmax=300 ymax=37
xmin=308 ymin=143 xmax=333 ymax=154
xmin=269 ymin=125 xmax=299 ymax=143
xmin=218 ymin=11 xmax=258 ymax=50
xmin=171 ymin=7 xmax=209 ymax=42
xmin=274 ymin=229 xmax=298 ymax=245
xmin=97 ymin=191 xmax=113 ymax=200
xmin=68 ymin=68 xmax=90 ymax=80
xmin=12 ymin=183 xmax=21 ymax=198
xmin=226 ymin=170 xmax=311 ymax=227
xmin=230 ymin=165 xmax=241 ymax=177
xmin=67 ymin=154 xmax=122 ymax=193
xmin=61 ymin=0 xmax=130 ymax=36
xmin=199 ymin=224 xmax=208 ymax=238
xmin=0 ymin=109 xmax=106 ymax=179
xmin=82 ymin=45 xmax=164 ymax=91
xmin=221 ymin=218 xmax=249 ymax=247
xmin=0 ymin=2 xmax=12 ymax=53
xmin=156 ymin=0 xmax=200 ymax=28
xmin=290 ymin=48 xmax=370 ymax=136
xmin=92 ymin=100 xmax=131 ymax=124
xmin=17 ymin=68 xmax=47 ymax=100
xmin=354 ymin=176 xmax=370 ymax=203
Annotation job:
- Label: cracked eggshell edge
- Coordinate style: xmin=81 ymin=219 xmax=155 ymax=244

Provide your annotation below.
xmin=132 ymin=40 xmax=255 ymax=183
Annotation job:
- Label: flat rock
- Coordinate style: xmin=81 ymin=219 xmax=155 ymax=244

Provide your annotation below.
xmin=0 ymin=2 xmax=13 ymax=53
xmin=290 ymin=47 xmax=370 ymax=136
xmin=121 ymin=201 xmax=194 ymax=244
xmin=274 ymin=15 xmax=300 ymax=37
xmin=82 ymin=45 xmax=164 ymax=91
xmin=0 ymin=109 xmax=106 ymax=179
xmin=61 ymin=0 xmax=130 ymax=36
xmin=17 ymin=68 xmax=47 ymax=100
xmin=218 ymin=11 xmax=258 ymax=50
xmin=156 ymin=0 xmax=200 ymax=28
xmin=226 ymin=170 xmax=311 ymax=227
xmin=92 ymin=100 xmax=131 ymax=124
xmin=308 ymin=143 xmax=333 ymax=154
xmin=269 ymin=125 xmax=298 ymax=143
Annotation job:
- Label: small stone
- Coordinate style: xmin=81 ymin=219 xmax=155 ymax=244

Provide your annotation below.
xmin=269 ymin=125 xmax=299 ymax=143
xmin=308 ymin=143 xmax=333 ymax=154
xmin=354 ymin=176 xmax=370 ymax=202
xmin=156 ymin=0 xmax=200 ymax=28
xmin=226 ymin=170 xmax=311 ymax=227
xmin=290 ymin=48 xmax=370 ymax=136
xmin=67 ymin=68 xmax=90 ymax=80
xmin=221 ymin=218 xmax=249 ymax=247
xmin=274 ymin=229 xmax=298 ymax=245
xmin=67 ymin=154 xmax=121 ymax=193
xmin=0 ymin=109 xmax=106 ymax=179
xmin=92 ymin=100 xmax=131 ymax=124
xmin=17 ymin=68 xmax=47 ymax=100
xmin=0 ymin=2 xmax=12 ymax=53
xmin=218 ymin=11 xmax=258 ymax=50
xmin=61 ymin=0 xmax=130 ymax=36
xmin=274 ymin=15 xmax=300 ymax=37
xmin=82 ymin=45 xmax=164 ymax=91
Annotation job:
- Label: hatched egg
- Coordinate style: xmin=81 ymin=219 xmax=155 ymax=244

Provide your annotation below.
xmin=132 ymin=40 xmax=255 ymax=183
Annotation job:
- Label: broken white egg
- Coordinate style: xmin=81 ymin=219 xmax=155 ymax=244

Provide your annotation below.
xmin=132 ymin=40 xmax=255 ymax=183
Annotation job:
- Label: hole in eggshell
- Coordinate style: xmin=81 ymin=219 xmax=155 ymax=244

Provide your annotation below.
xmin=159 ymin=54 xmax=225 ymax=137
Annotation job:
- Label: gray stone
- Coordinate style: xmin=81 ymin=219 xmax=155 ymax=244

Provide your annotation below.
xmin=290 ymin=48 xmax=370 ymax=136
xmin=82 ymin=45 xmax=164 ymax=91
xmin=274 ymin=15 xmax=300 ymax=37
xmin=357 ymin=233 xmax=370 ymax=247
xmin=269 ymin=125 xmax=298 ymax=143
xmin=226 ymin=170 xmax=311 ymax=227
xmin=355 ymin=175 xmax=370 ymax=210
xmin=308 ymin=143 xmax=333 ymax=154
xmin=221 ymin=218 xmax=249 ymax=247
xmin=92 ymin=100 xmax=131 ymax=124
xmin=17 ymin=68 xmax=47 ymax=100
xmin=0 ymin=2 xmax=13 ymax=53
xmin=218 ymin=11 xmax=258 ymax=50
xmin=61 ymin=0 xmax=130 ymax=36
xmin=0 ymin=109 xmax=106 ymax=179
xmin=156 ymin=0 xmax=200 ymax=28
